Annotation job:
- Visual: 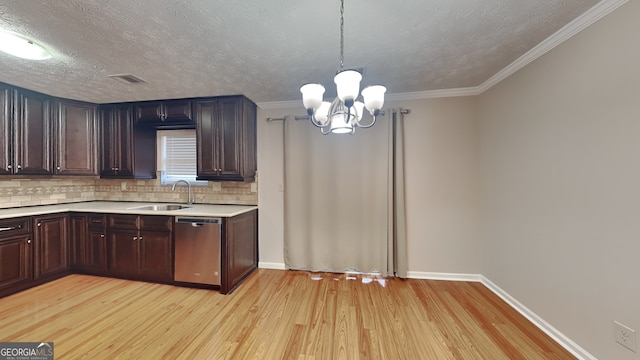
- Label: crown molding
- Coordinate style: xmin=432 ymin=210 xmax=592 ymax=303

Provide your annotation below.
xmin=386 ymin=87 xmax=480 ymax=101
xmin=476 ymin=0 xmax=629 ymax=93
xmin=258 ymin=0 xmax=628 ymax=110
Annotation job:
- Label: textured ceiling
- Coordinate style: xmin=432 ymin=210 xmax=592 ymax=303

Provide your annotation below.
xmin=0 ymin=0 xmax=603 ymax=104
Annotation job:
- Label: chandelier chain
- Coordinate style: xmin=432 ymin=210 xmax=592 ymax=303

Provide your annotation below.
xmin=339 ymin=0 xmax=344 ymax=71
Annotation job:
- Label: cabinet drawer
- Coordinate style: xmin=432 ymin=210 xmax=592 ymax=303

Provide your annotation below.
xmin=87 ymin=214 xmax=106 ymax=228
xmin=0 ymin=217 xmax=31 ymax=237
xmin=139 ymin=216 xmax=172 ymax=232
xmin=108 ymin=215 xmax=138 ymax=230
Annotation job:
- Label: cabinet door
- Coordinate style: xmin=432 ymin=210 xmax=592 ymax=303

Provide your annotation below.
xmin=135 ymin=101 xmax=164 ymax=124
xmin=136 ymin=100 xmax=192 ymax=124
xmin=195 ymin=99 xmax=219 ymax=177
xmin=138 ymin=231 xmax=172 ymax=281
xmin=85 ymin=228 xmax=107 ymax=272
xmin=163 ymin=99 xmax=192 ymax=123
xmin=108 ymin=230 xmax=139 ymax=276
xmin=0 ymin=236 xmax=32 ymax=291
xmin=69 ymin=215 xmax=86 ymax=269
xmin=100 ymin=105 xmax=134 ymax=178
xmin=34 ymin=215 xmax=69 ymax=278
xmin=15 ymin=90 xmax=53 ymax=175
xmin=0 ymin=84 xmax=13 ymax=175
xmin=195 ymin=96 xmax=256 ymax=181
xmin=54 ymin=100 xmax=98 ymax=175
xmin=218 ymin=97 xmax=242 ymax=178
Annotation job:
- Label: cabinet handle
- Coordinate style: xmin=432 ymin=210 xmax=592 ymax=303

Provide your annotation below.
xmin=0 ymin=226 xmax=17 ymax=232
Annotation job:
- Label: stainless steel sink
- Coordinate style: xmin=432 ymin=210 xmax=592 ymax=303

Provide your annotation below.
xmin=127 ymin=204 xmax=191 ymax=211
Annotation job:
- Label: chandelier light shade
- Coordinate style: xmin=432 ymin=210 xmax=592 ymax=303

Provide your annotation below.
xmin=300 ymin=0 xmax=386 ymax=135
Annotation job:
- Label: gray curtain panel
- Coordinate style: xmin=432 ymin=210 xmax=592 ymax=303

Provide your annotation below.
xmin=283 ymin=110 xmax=407 ymax=276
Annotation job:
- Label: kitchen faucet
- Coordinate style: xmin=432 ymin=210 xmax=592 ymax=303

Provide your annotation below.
xmin=171 ymin=180 xmax=193 ymax=205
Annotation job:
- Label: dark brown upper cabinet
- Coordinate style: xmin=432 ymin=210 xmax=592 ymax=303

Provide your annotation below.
xmin=0 ymin=87 xmax=54 ymax=176
xmin=99 ymin=104 xmax=156 ymax=179
xmin=0 ymin=83 xmax=13 ymax=176
xmin=54 ymin=99 xmax=99 ymax=175
xmin=16 ymin=89 xmax=54 ymax=175
xmin=195 ymin=96 xmax=256 ymax=182
xmin=135 ymin=99 xmax=193 ymax=126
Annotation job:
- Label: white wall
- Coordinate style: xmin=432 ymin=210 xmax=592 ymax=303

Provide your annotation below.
xmin=478 ymin=1 xmax=640 ymax=359
xmin=257 ymin=97 xmax=481 ymax=274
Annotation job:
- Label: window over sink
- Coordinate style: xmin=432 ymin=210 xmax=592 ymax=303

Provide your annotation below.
xmin=156 ymin=129 xmax=206 ymax=186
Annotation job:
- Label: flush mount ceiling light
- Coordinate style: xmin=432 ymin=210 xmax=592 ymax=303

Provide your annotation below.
xmin=300 ymin=0 xmax=386 ymax=135
xmin=0 ymin=30 xmax=52 ymax=60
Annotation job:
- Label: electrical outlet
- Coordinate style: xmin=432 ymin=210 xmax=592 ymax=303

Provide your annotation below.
xmin=614 ymin=321 xmax=637 ymax=352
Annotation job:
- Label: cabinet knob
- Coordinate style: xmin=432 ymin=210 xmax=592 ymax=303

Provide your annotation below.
xmin=7 ymin=165 xmax=11 ymax=169
xmin=56 ymin=166 xmax=61 ymax=170
xmin=37 ymin=223 xmax=41 ymax=227
xmin=133 ymin=236 xmax=138 ymax=241
xmin=139 ymin=236 xmax=143 ymax=241
xmin=27 ymin=239 xmax=31 ymax=244
xmin=100 ymin=234 xmax=105 ymax=238
xmin=16 ymin=165 xmax=22 ymax=170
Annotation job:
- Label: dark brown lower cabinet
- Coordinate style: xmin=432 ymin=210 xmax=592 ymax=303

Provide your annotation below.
xmin=221 ymin=209 xmax=258 ymax=294
xmin=0 ymin=209 xmax=258 ymax=299
xmin=107 ymin=215 xmax=172 ymax=282
xmin=0 ymin=217 xmax=33 ymax=297
xmin=33 ymin=214 xmax=69 ymax=279
xmin=70 ymin=213 xmax=107 ymax=274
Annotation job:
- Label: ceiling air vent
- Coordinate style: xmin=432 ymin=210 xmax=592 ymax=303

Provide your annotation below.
xmin=108 ymin=73 xmax=146 ymax=84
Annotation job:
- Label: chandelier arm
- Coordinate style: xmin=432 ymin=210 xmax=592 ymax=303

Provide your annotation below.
xmin=309 ymin=114 xmax=330 ymax=128
xmin=355 ymin=115 xmax=377 ymax=128
xmin=320 ymin=126 xmax=333 ymax=135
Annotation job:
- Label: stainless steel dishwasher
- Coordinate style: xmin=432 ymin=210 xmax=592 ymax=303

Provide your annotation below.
xmin=174 ymin=216 xmax=221 ymax=285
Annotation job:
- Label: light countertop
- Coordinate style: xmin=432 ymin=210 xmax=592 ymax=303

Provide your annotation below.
xmin=0 ymin=201 xmax=257 ymax=219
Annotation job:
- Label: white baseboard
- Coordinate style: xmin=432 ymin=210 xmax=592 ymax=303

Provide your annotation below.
xmin=480 ymin=276 xmax=596 ymax=360
xmin=258 ymin=262 xmax=286 ymax=270
xmin=406 ymin=271 xmax=483 ymax=282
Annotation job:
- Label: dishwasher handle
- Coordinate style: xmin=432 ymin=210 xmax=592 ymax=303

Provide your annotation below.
xmin=175 ymin=217 xmax=222 ymax=226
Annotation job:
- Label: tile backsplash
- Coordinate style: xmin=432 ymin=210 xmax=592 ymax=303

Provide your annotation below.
xmin=0 ymin=173 xmax=257 ymax=209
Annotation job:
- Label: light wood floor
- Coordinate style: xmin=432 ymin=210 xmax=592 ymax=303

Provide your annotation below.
xmin=0 ymin=269 xmax=574 ymax=359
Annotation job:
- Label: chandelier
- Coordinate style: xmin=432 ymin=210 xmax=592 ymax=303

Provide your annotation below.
xmin=300 ymin=0 xmax=386 ymax=135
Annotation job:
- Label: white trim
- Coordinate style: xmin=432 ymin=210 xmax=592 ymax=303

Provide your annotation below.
xmin=258 ymin=262 xmax=287 ymax=270
xmin=476 ymin=0 xmax=628 ymax=93
xmin=480 ymin=276 xmax=597 ymax=360
xmin=386 ymin=88 xmax=479 ymax=101
xmin=406 ymin=271 xmax=483 ymax=282
xmin=257 ymin=0 xmax=628 ymax=109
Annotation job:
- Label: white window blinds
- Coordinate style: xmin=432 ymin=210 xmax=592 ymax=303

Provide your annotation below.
xmin=157 ymin=129 xmax=203 ymax=185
